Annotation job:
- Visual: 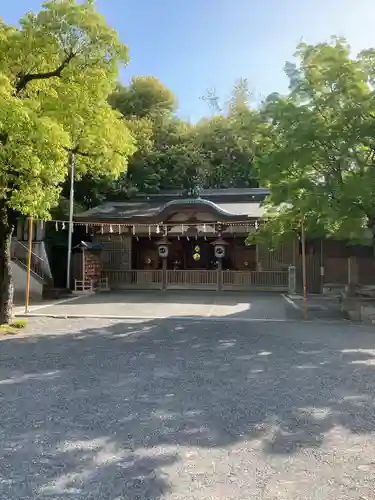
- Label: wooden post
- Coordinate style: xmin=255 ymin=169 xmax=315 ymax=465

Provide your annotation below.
xmin=25 ymin=217 xmax=33 ymax=314
xmin=255 ymin=244 xmax=259 ymax=271
xmin=82 ymin=247 xmax=86 ymax=282
xmin=301 ymin=220 xmax=308 ymax=320
xmin=217 ymin=259 xmax=222 ymax=292
xmin=162 ymin=257 xmax=167 ymax=291
xmin=320 ymin=240 xmax=324 ymax=294
xmin=347 ymin=256 xmax=358 ymax=295
xmin=292 ymin=235 xmax=297 ymax=267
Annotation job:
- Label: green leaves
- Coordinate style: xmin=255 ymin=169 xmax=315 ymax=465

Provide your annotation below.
xmin=99 ymin=74 xmax=261 ymax=198
xmin=109 ymin=77 xmax=177 ymax=119
xmin=256 ymin=37 xmax=375 ymax=244
xmin=0 ymin=0 xmax=135 ymax=220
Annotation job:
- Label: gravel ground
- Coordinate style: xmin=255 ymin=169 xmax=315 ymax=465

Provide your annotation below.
xmin=1 ymin=316 xmax=375 ymax=499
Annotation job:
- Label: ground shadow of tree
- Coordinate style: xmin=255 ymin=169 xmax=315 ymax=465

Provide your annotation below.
xmin=1 ymin=318 xmax=375 ymax=498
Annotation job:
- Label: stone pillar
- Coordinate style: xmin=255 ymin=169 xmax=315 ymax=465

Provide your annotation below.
xmin=288 ymin=265 xmax=296 ymax=295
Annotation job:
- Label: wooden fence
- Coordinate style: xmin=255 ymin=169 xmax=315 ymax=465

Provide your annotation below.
xmin=101 ymin=269 xmax=289 ymax=292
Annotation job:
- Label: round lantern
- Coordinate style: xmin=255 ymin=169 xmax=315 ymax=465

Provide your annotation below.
xmin=158 ymin=244 xmax=169 ymax=258
xmin=214 ymin=245 xmax=225 ymax=259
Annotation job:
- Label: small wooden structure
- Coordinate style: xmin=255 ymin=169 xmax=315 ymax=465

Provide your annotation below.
xmin=73 ymin=241 xmax=109 ymax=293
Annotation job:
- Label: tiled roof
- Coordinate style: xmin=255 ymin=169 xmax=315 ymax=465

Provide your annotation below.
xmin=76 ymin=188 xmax=269 ymax=221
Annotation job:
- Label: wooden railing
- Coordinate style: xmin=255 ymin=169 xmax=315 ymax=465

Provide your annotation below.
xmin=74 ymin=277 xmax=109 ymax=293
xmin=103 ymin=270 xmax=163 ymax=289
xmin=102 ymin=269 xmax=289 ymax=291
xmin=167 ymin=270 xmax=217 ymax=288
xmin=222 ymin=270 xmax=289 ymax=290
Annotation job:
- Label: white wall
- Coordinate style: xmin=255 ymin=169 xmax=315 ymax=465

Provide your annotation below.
xmin=11 ymin=239 xmax=53 ymax=282
xmin=11 ymin=261 xmax=43 ymax=299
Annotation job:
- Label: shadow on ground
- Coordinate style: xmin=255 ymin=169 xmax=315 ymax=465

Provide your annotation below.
xmin=1 ymin=317 xmax=375 ymax=498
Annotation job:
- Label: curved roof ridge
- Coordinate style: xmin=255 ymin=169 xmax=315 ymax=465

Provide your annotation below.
xmin=153 ymin=198 xmax=237 ymax=217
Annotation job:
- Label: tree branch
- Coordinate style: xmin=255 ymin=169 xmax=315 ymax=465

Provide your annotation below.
xmin=15 ymin=51 xmax=76 ymax=94
xmin=65 ymin=145 xmax=125 ymax=158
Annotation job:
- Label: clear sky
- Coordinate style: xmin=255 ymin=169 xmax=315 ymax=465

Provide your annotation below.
xmin=3 ymin=0 xmax=375 ymax=121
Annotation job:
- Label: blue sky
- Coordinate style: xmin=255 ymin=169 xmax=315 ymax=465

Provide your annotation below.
xmin=3 ymin=0 xmax=375 ymax=121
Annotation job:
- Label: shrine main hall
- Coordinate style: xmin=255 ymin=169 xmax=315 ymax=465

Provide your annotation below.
xmin=73 ymin=188 xmax=297 ymax=292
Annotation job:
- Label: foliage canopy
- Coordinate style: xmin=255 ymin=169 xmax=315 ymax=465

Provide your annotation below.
xmin=255 ymin=37 xmax=375 ymax=246
xmin=0 ymin=0 xmax=135 ymax=323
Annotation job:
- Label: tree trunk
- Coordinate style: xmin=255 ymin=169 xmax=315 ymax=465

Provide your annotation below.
xmin=0 ymin=205 xmax=14 ymax=324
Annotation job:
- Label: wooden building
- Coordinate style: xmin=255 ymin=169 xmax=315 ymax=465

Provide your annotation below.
xmin=74 ymin=188 xmax=294 ymax=292
xmin=74 ymin=187 xmax=375 ymax=293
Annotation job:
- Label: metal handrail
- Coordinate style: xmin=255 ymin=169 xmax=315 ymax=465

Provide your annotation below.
xmin=13 ymin=240 xmax=44 ymax=262
xmin=11 ymin=239 xmax=45 ymax=280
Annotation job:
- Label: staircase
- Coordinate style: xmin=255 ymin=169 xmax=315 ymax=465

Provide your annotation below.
xmin=11 ymin=240 xmax=46 ymax=282
xmin=10 ymin=240 xmax=57 ymax=303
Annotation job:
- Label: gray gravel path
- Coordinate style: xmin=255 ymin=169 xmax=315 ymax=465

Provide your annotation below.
xmin=1 ymin=317 xmax=375 ymax=499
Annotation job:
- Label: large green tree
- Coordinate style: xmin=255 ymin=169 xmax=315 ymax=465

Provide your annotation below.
xmin=0 ymin=0 xmax=135 ymax=323
xmin=194 ymin=111 xmax=261 ymax=189
xmin=254 ymin=37 xmax=375 ymax=247
xmin=107 ymin=77 xmax=261 ymax=195
xmin=107 ymin=77 xmax=198 ymax=195
xmin=109 ymin=76 xmax=177 ymax=119
xmin=74 ymin=75 xmax=262 ymax=203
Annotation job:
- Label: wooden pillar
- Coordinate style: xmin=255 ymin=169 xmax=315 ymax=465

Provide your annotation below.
xmin=320 ymin=240 xmax=324 ymax=293
xmin=25 ymin=217 xmax=33 ymax=314
xmin=348 ymin=256 xmax=358 ymax=285
xmin=301 ymin=221 xmax=308 ymax=320
xmin=82 ymin=247 xmax=86 ymax=281
xmin=128 ymin=227 xmax=133 ymax=271
xmin=292 ymin=236 xmax=297 ymax=267
xmin=162 ymin=257 xmax=167 ymax=291
xmin=217 ymin=259 xmax=222 ymax=292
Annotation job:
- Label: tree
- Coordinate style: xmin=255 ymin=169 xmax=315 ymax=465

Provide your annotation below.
xmin=254 ymin=37 xmax=375 ymax=247
xmin=194 ymin=112 xmax=261 ymax=189
xmin=81 ymin=74 xmax=261 ymax=199
xmin=228 ymin=77 xmax=253 ymax=114
xmin=105 ymin=78 xmax=179 ymax=195
xmin=194 ymin=79 xmax=261 ymax=189
xmin=108 ymin=77 xmax=198 ymax=195
xmin=109 ymin=76 xmax=177 ymax=119
xmin=0 ymin=0 xmax=135 ymax=323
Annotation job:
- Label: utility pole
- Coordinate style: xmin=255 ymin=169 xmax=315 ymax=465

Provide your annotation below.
xmin=66 ymin=151 xmax=75 ymax=290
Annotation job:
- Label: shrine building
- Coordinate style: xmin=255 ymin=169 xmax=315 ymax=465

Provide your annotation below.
xmin=73 ymin=188 xmax=296 ymax=292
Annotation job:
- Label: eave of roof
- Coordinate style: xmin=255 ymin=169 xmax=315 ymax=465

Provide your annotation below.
xmin=76 ymin=197 xmax=264 ymax=222
xmin=75 ymin=187 xmax=272 ymax=222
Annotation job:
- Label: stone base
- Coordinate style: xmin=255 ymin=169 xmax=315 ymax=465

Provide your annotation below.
xmin=340 ymin=295 xmax=375 ymax=324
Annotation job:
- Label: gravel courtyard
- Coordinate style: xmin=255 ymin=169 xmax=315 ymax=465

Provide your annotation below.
xmin=1 ymin=316 xmax=375 ymax=499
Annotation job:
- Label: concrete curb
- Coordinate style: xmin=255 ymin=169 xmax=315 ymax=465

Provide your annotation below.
xmin=287 ymin=294 xmax=340 ymax=301
xmin=14 ymin=312 xmax=351 ymax=325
